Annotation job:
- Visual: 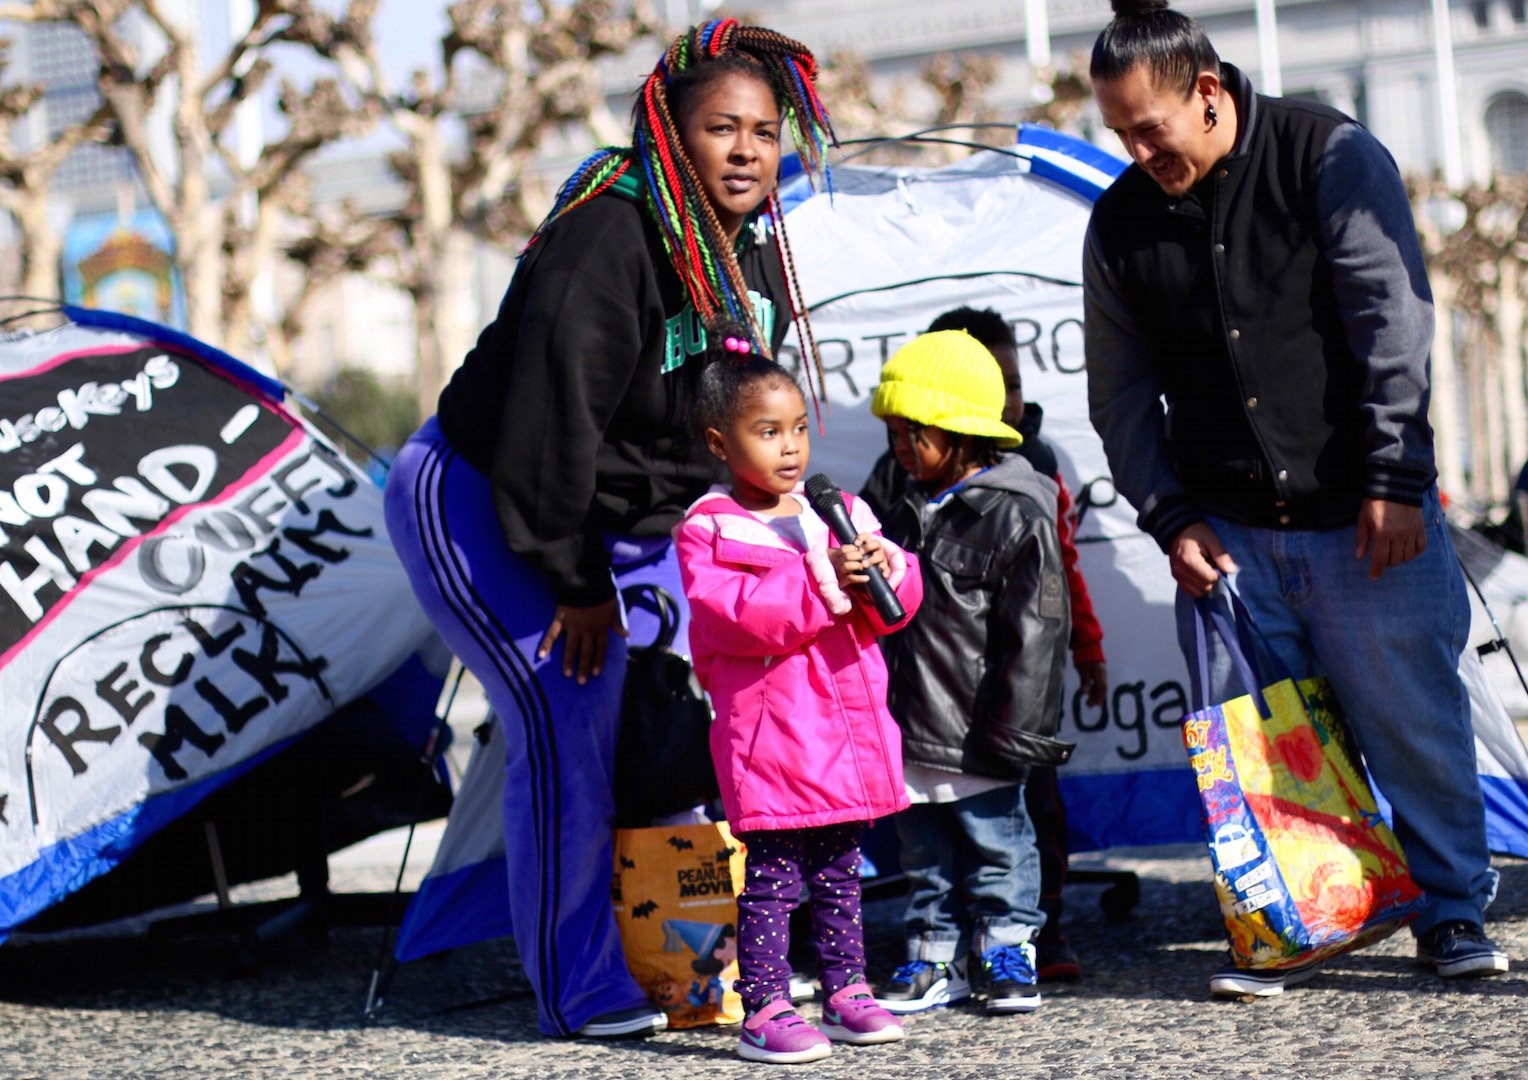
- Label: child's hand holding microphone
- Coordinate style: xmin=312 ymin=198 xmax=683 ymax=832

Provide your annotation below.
xmin=828 ymin=534 xmax=890 ymax=591
xmin=806 ymin=473 xmax=906 ymax=625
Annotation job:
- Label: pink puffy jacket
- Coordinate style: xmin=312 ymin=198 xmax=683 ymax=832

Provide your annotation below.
xmin=673 ymin=487 xmax=923 ymax=834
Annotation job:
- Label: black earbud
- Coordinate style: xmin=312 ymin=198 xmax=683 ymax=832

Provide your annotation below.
xmin=1205 ymin=103 xmax=1218 ymax=128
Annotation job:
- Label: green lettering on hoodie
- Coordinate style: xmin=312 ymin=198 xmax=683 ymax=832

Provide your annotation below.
xmin=662 ymin=292 xmax=778 ymax=373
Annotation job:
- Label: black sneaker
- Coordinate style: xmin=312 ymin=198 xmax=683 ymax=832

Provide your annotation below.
xmin=1035 ymin=935 xmax=1082 ymax=982
xmin=874 ymin=957 xmax=971 ymax=1014
xmin=1208 ymin=960 xmax=1320 ymax=999
xmin=576 ymin=1004 xmax=668 ymax=1038
xmin=1416 ymin=920 xmax=1510 ymax=978
xmin=980 ymin=943 xmax=1042 ymax=1013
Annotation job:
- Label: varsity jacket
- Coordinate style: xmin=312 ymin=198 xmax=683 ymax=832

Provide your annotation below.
xmin=878 ymin=454 xmax=1075 ymax=779
xmin=437 ymin=178 xmax=789 ymax=605
xmin=1084 ymin=63 xmax=1438 ymax=551
xmin=674 ymin=487 xmax=923 ymax=834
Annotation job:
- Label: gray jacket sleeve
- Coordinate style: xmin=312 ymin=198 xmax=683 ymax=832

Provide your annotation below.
xmin=1314 ymin=124 xmax=1438 ymax=505
xmin=1082 ymin=220 xmax=1204 ymax=551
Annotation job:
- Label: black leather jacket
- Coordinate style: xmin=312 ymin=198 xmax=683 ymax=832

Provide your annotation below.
xmin=879 ymin=453 xmax=1075 ymax=779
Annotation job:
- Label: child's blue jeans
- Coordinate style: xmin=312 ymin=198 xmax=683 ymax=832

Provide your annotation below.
xmin=894 ymin=782 xmax=1045 ymax=962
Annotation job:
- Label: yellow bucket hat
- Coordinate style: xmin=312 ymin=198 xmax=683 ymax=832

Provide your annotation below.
xmin=870 ymin=330 xmax=1022 ymax=446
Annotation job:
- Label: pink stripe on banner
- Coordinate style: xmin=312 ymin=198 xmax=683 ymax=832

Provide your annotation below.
xmin=0 ymin=427 xmax=308 ymax=669
xmin=0 ymin=343 xmax=145 ymax=384
xmin=3 ymin=339 xmax=284 ymax=410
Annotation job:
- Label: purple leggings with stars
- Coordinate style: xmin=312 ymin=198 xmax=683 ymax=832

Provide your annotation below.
xmin=734 ymin=822 xmax=865 ymax=1013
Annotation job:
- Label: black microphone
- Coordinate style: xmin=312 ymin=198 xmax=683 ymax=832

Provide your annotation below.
xmin=804 ymin=473 xmax=907 ymax=626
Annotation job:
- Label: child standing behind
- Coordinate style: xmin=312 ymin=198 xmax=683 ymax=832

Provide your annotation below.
xmin=674 ymin=342 xmax=924 ymax=1065
xmin=869 ymin=331 xmax=1075 ymax=1016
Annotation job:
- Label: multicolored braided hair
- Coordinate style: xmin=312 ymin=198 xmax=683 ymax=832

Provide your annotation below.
xmin=526 ymin=20 xmax=835 ymax=410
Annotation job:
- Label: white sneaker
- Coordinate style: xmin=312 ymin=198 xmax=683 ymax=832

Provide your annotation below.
xmin=577 ymin=1004 xmax=668 ymax=1038
xmin=788 ymin=971 xmax=818 ymax=1003
xmin=1208 ymin=961 xmax=1320 ymax=999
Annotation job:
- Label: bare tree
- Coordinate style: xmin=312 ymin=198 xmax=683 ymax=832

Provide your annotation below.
xmin=0 ymin=34 xmax=113 ymax=308
xmin=1024 ymin=62 xmax=1093 ymax=134
xmin=305 ymin=0 xmax=663 ymax=417
xmin=1411 ymin=173 xmax=1528 ymax=516
xmin=2 ymin=0 xmax=383 ymax=367
xmin=814 ymin=49 xmax=1004 ymax=167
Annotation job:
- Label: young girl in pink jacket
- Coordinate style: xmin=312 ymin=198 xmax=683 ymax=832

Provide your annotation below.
xmin=674 ymin=340 xmax=923 ymax=1065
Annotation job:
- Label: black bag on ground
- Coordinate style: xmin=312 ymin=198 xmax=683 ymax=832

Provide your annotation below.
xmin=612 ymin=583 xmax=718 ymax=826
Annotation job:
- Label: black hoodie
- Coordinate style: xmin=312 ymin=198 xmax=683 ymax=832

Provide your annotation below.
xmin=438 ymin=182 xmax=789 ymax=605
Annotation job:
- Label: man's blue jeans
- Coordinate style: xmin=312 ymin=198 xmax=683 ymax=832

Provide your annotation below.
xmin=1175 ymin=489 xmax=1498 ymax=936
xmin=894 ymin=782 xmax=1044 ymax=962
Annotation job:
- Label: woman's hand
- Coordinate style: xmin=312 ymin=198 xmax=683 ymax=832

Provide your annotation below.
xmin=827 ymin=533 xmax=890 ymax=592
xmin=537 ymin=597 xmax=627 ymax=684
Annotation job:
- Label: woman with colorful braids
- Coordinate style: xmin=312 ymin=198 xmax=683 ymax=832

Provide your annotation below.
xmin=384 ymin=20 xmax=834 ymax=1039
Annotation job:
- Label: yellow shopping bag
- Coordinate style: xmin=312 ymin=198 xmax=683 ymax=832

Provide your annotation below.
xmin=611 ymin=822 xmax=747 ymax=1028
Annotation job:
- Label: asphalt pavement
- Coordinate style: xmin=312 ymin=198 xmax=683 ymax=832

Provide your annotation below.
xmin=1 ymin=837 xmax=1525 ymax=1078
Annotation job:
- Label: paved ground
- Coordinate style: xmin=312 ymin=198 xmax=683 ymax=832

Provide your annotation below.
xmin=2 ymin=838 xmax=1525 ymax=1079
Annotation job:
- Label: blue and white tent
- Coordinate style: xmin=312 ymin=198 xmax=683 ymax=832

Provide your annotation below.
xmin=391 ymin=125 xmax=1528 ymax=969
xmin=0 ymin=307 xmax=440 ymax=941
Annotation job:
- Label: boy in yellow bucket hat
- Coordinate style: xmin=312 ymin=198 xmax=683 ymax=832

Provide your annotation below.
xmin=869 ymin=330 xmax=1077 ymax=1017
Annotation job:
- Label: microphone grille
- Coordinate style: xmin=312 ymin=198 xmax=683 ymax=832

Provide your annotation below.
xmin=803 ymin=473 xmax=839 ymax=504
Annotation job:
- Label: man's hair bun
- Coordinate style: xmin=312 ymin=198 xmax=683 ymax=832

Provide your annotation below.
xmin=1112 ymin=0 xmax=1172 ymax=15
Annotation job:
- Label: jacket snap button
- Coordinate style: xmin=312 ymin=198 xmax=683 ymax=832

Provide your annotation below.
xmin=1277 ymin=469 xmax=1288 ymax=482
xmin=1229 ymin=328 xmax=1241 ymax=340
xmin=1279 ymin=514 xmax=1291 ymax=525
xmin=1246 ymin=396 xmax=1258 ymax=409
xmin=1214 ymin=243 xmax=1225 ymax=254
xmin=1219 ymin=169 xmax=1229 ymax=178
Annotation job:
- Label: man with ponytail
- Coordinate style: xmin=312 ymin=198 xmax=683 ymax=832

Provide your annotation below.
xmin=384 ymin=21 xmax=834 ymax=1039
xmin=1084 ymin=0 xmax=1507 ymax=997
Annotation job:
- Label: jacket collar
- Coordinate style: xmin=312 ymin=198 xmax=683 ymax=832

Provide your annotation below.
xmin=917 ymin=454 xmax=1056 ymax=518
xmin=1173 ymin=62 xmax=1258 ymax=216
xmin=1221 ymin=62 xmax=1258 ymax=160
xmin=683 ymin=486 xmax=809 ymax=566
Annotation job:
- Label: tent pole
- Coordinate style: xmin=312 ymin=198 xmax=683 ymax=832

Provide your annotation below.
xmin=204 ymin=822 xmax=233 ymax=909
xmin=362 ymin=659 xmax=466 ymax=1023
xmin=1455 ymin=550 xmax=1528 ymax=699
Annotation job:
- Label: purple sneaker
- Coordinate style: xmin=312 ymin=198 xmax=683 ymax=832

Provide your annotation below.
xmin=737 ymin=999 xmax=832 ymax=1064
xmin=818 ymin=982 xmax=906 ymax=1045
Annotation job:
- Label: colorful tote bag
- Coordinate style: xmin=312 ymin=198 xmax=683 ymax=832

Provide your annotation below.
xmin=611 ymin=821 xmax=747 ymax=1028
xmin=1184 ymin=586 xmax=1422 ymax=969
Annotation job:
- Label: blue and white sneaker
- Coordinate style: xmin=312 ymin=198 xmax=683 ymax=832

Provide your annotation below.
xmin=875 ymin=957 xmax=971 ymax=1014
xmin=1416 ymin=921 xmax=1510 ymax=978
xmin=981 ymin=943 xmax=1042 ymax=1013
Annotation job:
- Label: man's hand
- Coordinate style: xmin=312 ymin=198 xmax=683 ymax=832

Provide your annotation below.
xmin=1169 ymin=522 xmax=1238 ymax=597
xmin=538 ymin=597 xmax=627 ymax=684
xmin=1355 ymin=498 xmax=1425 ymax=580
xmin=1076 ymin=660 xmax=1109 ymax=708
